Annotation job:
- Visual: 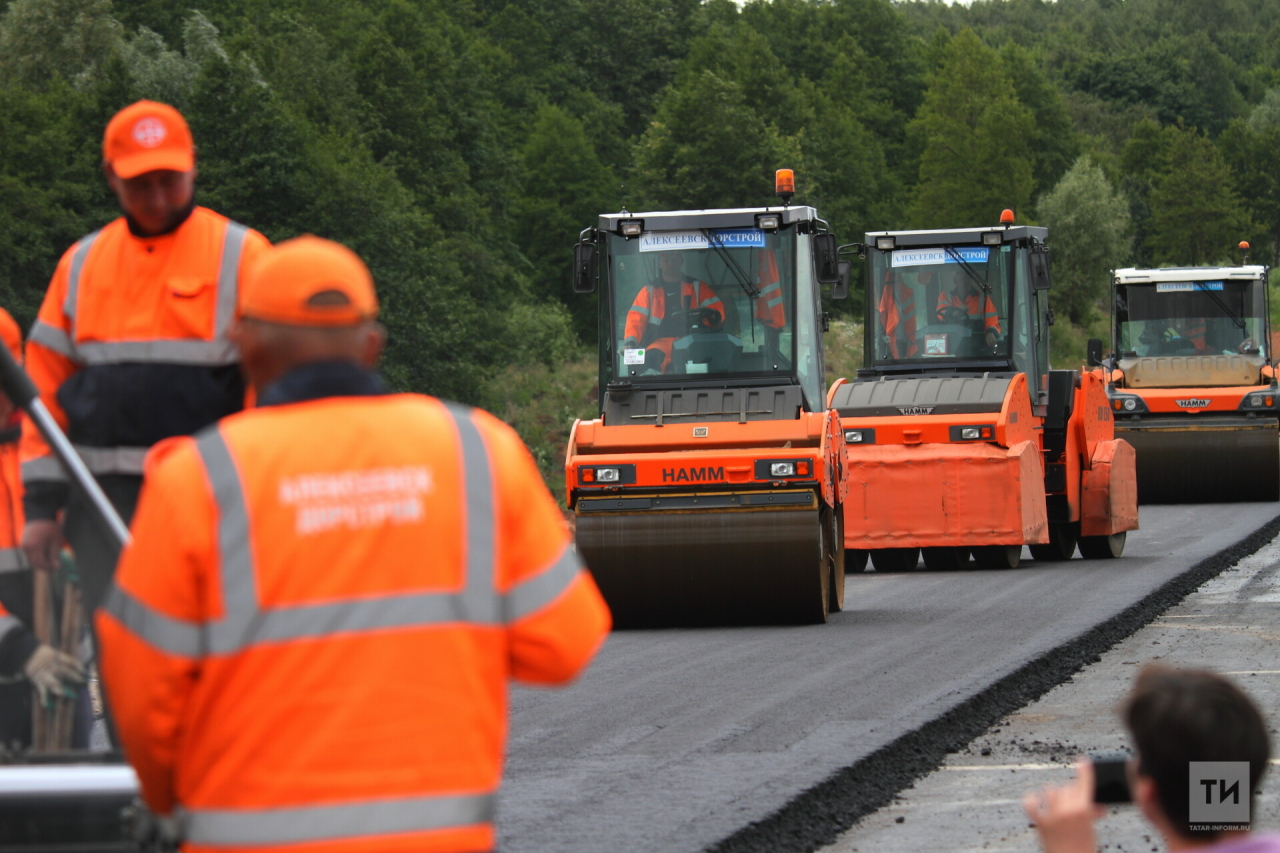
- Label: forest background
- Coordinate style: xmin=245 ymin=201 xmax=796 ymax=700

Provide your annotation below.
xmin=3 ymin=0 xmax=1279 ymax=496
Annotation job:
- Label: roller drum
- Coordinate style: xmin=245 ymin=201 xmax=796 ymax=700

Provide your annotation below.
xmin=576 ymin=500 xmax=825 ymax=628
xmin=1118 ymin=419 xmax=1279 ymax=503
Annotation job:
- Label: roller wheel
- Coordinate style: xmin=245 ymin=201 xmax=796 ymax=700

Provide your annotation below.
xmin=870 ymin=547 xmax=920 ymax=572
xmin=1029 ymin=522 xmax=1078 ymax=562
xmin=847 ymin=550 xmax=869 ymax=573
xmin=973 ymin=545 xmax=1021 ymax=570
xmin=922 ymin=546 xmax=970 ymax=571
xmin=1079 ymin=531 xmax=1126 ymax=560
xmin=827 ymin=505 xmax=845 ymax=613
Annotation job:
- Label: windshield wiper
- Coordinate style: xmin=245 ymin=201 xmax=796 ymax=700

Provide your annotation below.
xmin=1195 ymin=284 xmax=1248 ymax=333
xmin=701 ymin=229 xmax=761 ymax=300
xmin=944 ymin=246 xmax=992 ymax=297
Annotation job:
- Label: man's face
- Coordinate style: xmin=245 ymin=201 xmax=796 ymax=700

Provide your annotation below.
xmin=658 ymin=252 xmax=683 ymax=282
xmin=953 ymin=270 xmax=975 ymax=296
xmin=106 ymin=166 xmax=197 ymax=236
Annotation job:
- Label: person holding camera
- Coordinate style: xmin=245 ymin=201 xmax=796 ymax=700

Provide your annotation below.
xmin=1025 ymin=666 xmax=1280 ymax=853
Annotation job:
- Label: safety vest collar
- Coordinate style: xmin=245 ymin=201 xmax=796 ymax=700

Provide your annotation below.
xmin=257 ymin=362 xmax=388 ymax=408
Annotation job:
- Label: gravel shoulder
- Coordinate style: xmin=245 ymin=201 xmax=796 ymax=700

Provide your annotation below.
xmin=820 ymin=534 xmax=1280 ymax=853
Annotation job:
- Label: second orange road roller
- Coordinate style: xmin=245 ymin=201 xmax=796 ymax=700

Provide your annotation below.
xmin=829 ymin=213 xmax=1139 ymax=571
xmin=564 ymin=172 xmax=849 ymax=626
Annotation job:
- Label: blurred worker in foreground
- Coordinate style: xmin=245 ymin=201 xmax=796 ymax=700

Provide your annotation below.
xmin=1025 ymin=666 xmax=1280 ymax=853
xmin=0 ymin=309 xmax=85 ymax=745
xmin=21 ymin=100 xmax=270 ymax=616
xmin=623 ymin=250 xmax=725 ymax=372
xmin=935 ymin=266 xmax=1000 ymax=348
xmin=97 ymin=236 xmax=611 ymax=851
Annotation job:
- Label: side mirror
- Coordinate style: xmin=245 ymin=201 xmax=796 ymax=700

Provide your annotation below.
xmin=833 ymin=260 xmax=851 ymax=300
xmin=572 ymin=241 xmax=597 ymax=294
xmin=1030 ymin=246 xmax=1051 ymax=291
xmin=813 ymin=234 xmax=839 ymax=284
xmin=1086 ymin=338 xmax=1103 ymax=367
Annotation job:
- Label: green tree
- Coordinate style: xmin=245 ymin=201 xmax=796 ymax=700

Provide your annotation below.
xmin=1037 ymin=156 xmax=1131 ymax=325
xmin=907 ymin=29 xmax=1036 ymax=227
xmin=1218 ymin=118 xmax=1280 ymax=266
xmin=0 ymin=0 xmax=124 ymax=90
xmin=998 ymin=42 xmax=1079 ymax=199
xmin=510 ymin=103 xmax=615 ymax=340
xmin=632 ymin=69 xmax=800 ymax=210
xmin=1146 ymin=125 xmax=1253 ymax=265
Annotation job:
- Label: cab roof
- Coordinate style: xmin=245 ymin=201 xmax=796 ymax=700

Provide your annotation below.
xmin=1114 ymin=266 xmax=1266 ymax=283
xmin=598 ymin=205 xmax=820 ymax=233
xmin=864 ymin=225 xmax=1047 ymax=245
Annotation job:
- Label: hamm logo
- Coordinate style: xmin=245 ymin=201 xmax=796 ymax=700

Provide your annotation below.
xmin=898 ymin=406 xmax=935 ymax=416
xmin=1175 ymin=398 xmax=1212 ymax=409
xmin=662 ymin=466 xmax=724 ymax=483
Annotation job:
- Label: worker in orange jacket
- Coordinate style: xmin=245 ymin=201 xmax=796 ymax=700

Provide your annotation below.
xmin=623 ymin=251 xmax=726 ymax=372
xmin=97 ymin=236 xmax=611 ymax=853
xmin=877 ymin=270 xmax=919 ymax=358
xmin=935 ymin=266 xmax=1000 ymax=348
xmin=0 ymin=308 xmax=85 ymax=745
xmin=21 ymin=100 xmax=270 ymax=617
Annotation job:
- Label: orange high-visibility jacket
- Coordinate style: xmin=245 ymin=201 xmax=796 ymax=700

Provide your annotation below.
xmin=98 ymin=393 xmax=611 ymax=853
xmin=624 ymin=277 xmax=726 ymax=344
xmin=753 ymin=249 xmax=785 ymax=329
xmin=877 ymin=275 xmax=918 ymax=359
xmin=935 ymin=290 xmax=1001 ymax=333
xmin=0 ymin=308 xmax=26 ymax=572
xmin=21 ymin=208 xmax=269 ymax=518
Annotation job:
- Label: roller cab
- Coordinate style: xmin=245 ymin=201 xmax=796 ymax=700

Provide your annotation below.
xmin=1096 ymin=264 xmax=1278 ymax=503
xmin=567 ymin=189 xmax=848 ymax=626
xmin=831 ymin=220 xmax=1138 ymax=570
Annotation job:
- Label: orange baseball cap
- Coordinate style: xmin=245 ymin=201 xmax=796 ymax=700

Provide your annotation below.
xmin=103 ymin=101 xmax=195 ymax=179
xmin=242 ymin=236 xmax=379 ymax=327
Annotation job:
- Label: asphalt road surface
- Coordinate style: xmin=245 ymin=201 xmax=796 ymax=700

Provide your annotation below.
xmin=498 ymin=503 xmax=1280 ymax=853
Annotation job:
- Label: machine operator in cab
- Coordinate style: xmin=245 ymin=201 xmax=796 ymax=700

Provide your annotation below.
xmin=622 ymin=250 xmax=726 ymax=373
xmin=935 ymin=265 xmax=1000 ymax=348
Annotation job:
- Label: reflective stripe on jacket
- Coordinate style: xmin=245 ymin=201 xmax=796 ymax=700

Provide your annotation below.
xmin=21 ymin=209 xmax=269 ymax=501
xmin=754 ymin=249 xmax=785 ymax=329
xmin=97 ymin=393 xmax=611 ymax=852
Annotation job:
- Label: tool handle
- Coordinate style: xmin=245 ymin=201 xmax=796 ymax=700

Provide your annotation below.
xmin=0 ymin=344 xmax=130 ymax=550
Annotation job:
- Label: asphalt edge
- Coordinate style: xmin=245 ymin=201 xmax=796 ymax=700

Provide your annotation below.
xmin=704 ymin=514 xmax=1280 ymax=853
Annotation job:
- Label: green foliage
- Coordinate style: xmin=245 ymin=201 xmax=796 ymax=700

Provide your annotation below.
xmin=1145 ymin=126 xmax=1253 ymax=265
xmin=1037 ymin=156 xmax=1131 ymax=325
xmin=633 ymin=68 xmax=801 ymax=210
xmin=511 ymin=104 xmax=615 ymax=340
xmin=0 ymin=0 xmax=123 ymax=90
xmin=908 ymin=29 xmax=1036 ymax=227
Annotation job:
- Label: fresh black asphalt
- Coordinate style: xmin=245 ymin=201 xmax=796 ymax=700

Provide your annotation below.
xmin=498 ymin=503 xmax=1280 ymax=853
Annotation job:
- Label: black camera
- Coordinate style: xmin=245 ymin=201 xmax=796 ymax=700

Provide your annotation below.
xmin=1092 ymin=754 xmax=1132 ymax=804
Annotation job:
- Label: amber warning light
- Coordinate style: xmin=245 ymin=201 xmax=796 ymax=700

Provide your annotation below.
xmin=776 ymin=169 xmax=795 ymax=204
xmin=1000 ymin=208 xmax=1015 ymax=225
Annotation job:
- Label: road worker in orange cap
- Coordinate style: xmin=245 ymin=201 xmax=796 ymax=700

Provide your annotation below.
xmin=21 ymin=100 xmax=270 ymax=622
xmin=0 ymin=309 xmax=86 ymax=746
xmin=98 ymin=236 xmax=611 ymax=853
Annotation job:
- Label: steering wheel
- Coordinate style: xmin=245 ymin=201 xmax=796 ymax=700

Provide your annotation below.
xmin=938 ymin=306 xmax=968 ymax=324
xmin=686 ymin=308 xmax=721 ymax=333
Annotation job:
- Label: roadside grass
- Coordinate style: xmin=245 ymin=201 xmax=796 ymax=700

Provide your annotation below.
xmin=1050 ymin=314 xmax=1110 ymax=371
xmin=481 ymin=355 xmax=598 ymax=505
